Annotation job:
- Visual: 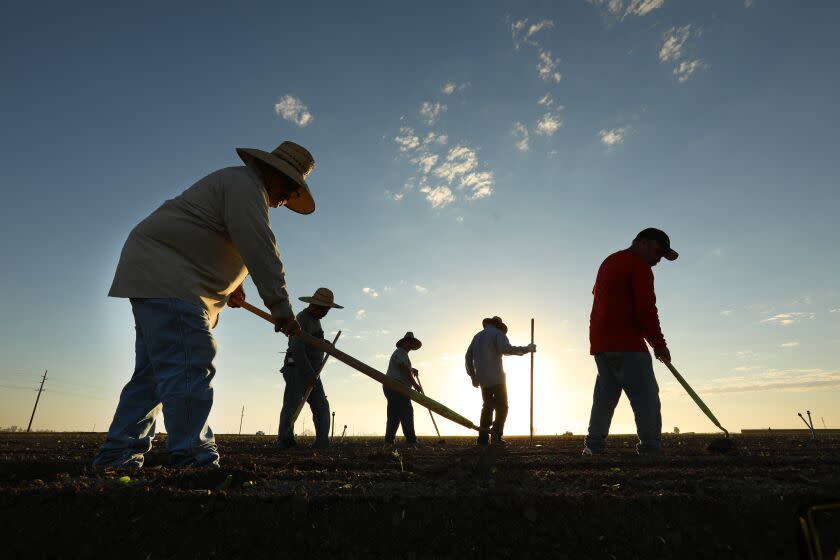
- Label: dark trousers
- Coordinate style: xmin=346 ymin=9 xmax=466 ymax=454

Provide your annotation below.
xmin=478 ymin=383 xmax=509 ymax=443
xmin=384 ymin=388 xmax=416 ymax=443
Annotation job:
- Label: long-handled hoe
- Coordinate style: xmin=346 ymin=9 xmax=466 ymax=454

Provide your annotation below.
xmin=241 ymin=302 xmax=483 ymax=434
xmin=662 ymin=360 xmax=734 ymax=453
xmin=413 ymin=369 xmax=444 ymax=444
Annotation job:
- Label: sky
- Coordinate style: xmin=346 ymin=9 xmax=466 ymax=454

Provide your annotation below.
xmin=1 ymin=0 xmax=839 ymax=438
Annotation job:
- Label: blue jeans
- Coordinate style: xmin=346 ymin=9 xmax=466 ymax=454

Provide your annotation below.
xmin=584 ymin=352 xmax=662 ymax=453
xmin=277 ymin=369 xmax=331 ymax=447
xmin=93 ymin=298 xmax=219 ymax=468
xmin=383 ymin=387 xmax=416 ymax=443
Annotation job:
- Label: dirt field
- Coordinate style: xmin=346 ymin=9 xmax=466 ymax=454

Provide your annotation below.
xmin=1 ymin=432 xmax=838 ymax=559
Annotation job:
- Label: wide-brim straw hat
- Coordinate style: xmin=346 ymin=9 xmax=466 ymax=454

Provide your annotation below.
xmin=236 ymin=141 xmax=316 ymax=215
xmin=482 ymin=316 xmax=508 ymax=334
xmin=396 ymin=331 xmax=422 ymax=350
xmin=299 ymin=287 xmax=343 ymax=309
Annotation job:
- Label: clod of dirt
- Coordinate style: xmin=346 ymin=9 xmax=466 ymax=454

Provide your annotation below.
xmin=706 ymin=438 xmax=735 ymax=454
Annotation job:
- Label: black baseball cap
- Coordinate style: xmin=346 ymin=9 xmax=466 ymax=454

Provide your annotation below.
xmin=634 ymin=228 xmax=679 ymax=261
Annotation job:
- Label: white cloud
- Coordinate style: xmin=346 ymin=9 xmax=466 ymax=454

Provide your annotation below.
xmin=761 ymin=312 xmax=816 ymax=326
xmin=511 ymin=18 xmax=554 ymax=49
xmin=394 ymin=126 xmax=420 ymax=152
xmin=720 ymin=310 xmax=734 ymax=316
xmin=512 ymin=122 xmax=530 ymax=151
xmin=441 ymin=82 xmax=468 ymax=95
xmin=674 ymin=59 xmax=705 ymax=83
xmin=274 ymin=95 xmax=313 ymax=127
xmin=419 ymin=185 xmax=455 ymax=208
xmin=535 ymin=112 xmax=563 ymax=136
xmin=588 ymin=0 xmax=664 ymax=18
xmin=423 ymin=132 xmax=448 ymax=146
xmin=415 ymin=285 xmax=429 ymax=294
xmin=356 ymin=309 xmax=366 ymax=320
xmin=780 ymin=341 xmax=800 ymax=348
xmin=709 ymin=248 xmax=724 ymax=257
xmin=537 ymin=93 xmax=554 ymax=106
xmin=624 ymin=0 xmax=666 ymax=17
xmin=413 ymin=153 xmax=439 ymax=174
xmin=460 ymin=171 xmax=494 ymax=199
xmin=433 ymin=146 xmax=478 ymax=183
xmin=420 ymin=101 xmax=447 ymax=125
xmin=659 ymin=26 xmax=692 ymax=62
xmin=537 ymin=50 xmax=562 ymax=83
xmin=831 ymin=308 xmax=840 ymax=313
xmin=744 ymin=0 xmax=753 ymax=7
xmin=362 ymin=287 xmax=379 ymax=298
xmin=683 ymin=368 xmax=840 ymax=395
xmin=599 ymin=126 xmax=628 ymax=147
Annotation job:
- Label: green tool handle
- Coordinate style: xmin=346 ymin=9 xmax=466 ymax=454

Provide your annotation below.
xmin=663 ymin=360 xmax=729 ymax=438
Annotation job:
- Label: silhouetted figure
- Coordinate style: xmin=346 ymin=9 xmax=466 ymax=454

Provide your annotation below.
xmin=94 ymin=141 xmax=317 ymax=468
xmin=465 ymin=316 xmax=536 ymax=446
xmin=277 ymin=288 xmax=343 ymax=450
xmin=383 ymin=332 xmax=423 ymax=445
xmin=583 ymin=228 xmax=678 ymax=456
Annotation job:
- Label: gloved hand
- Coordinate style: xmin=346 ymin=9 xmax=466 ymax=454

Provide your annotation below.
xmin=526 ymin=343 xmax=537 ymax=353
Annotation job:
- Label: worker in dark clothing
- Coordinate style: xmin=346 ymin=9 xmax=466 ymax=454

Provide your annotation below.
xmin=584 ymin=228 xmax=678 ymax=455
xmin=277 ymin=288 xmax=343 ymax=449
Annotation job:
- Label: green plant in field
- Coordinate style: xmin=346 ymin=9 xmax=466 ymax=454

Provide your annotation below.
xmin=391 ymin=449 xmax=404 ymax=472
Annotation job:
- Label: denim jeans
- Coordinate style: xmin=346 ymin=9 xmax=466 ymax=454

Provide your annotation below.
xmin=93 ymin=298 xmax=220 ymax=468
xmin=478 ymin=384 xmax=509 ymax=443
xmin=383 ymin=387 xmax=416 ymax=443
xmin=584 ymin=352 xmax=662 ymax=453
xmin=277 ymin=369 xmax=331 ymax=448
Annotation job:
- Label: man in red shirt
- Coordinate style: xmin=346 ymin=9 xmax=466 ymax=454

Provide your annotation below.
xmin=583 ymin=228 xmax=678 ymax=455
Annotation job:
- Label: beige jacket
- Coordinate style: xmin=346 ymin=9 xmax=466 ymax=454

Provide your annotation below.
xmin=109 ymin=165 xmax=294 ymax=326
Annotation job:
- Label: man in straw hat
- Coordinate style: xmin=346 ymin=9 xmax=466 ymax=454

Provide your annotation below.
xmin=277 ymin=288 xmax=343 ymax=449
xmin=583 ymin=228 xmax=678 ymax=456
xmin=465 ymin=317 xmax=536 ymax=446
xmin=94 ymin=141 xmax=317 ymax=469
xmin=383 ymin=332 xmax=423 ymax=445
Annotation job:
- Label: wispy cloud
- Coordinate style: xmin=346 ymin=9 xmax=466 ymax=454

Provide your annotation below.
xmin=624 ymin=0 xmax=666 ymax=17
xmin=433 ymin=145 xmax=478 ymax=183
xmin=674 ymin=59 xmax=705 ymax=83
xmin=761 ymin=312 xmax=816 ymax=326
xmin=412 ymin=153 xmax=439 ymax=174
xmin=362 ymin=287 xmax=379 ymax=298
xmin=511 ymin=18 xmax=554 ymax=49
xmin=780 ymin=341 xmax=800 ymax=348
xmin=599 ymin=126 xmax=629 ymax=147
xmin=415 ymin=284 xmax=429 ymax=294
xmin=831 ymin=308 xmax=840 ymax=313
xmin=460 ymin=171 xmax=494 ymax=199
xmin=394 ymin=126 xmax=420 ymax=152
xmin=677 ymin=368 xmax=840 ymax=395
xmin=537 ymin=50 xmax=562 ymax=83
xmin=423 ymin=132 xmax=448 ymax=146
xmin=512 ymin=122 xmax=530 ymax=151
xmin=419 ymin=185 xmax=455 ymax=208
xmin=356 ymin=309 xmax=366 ymax=320
xmin=386 ymin=180 xmax=415 ymax=202
xmin=659 ymin=25 xmax=692 ymax=62
xmin=536 ymin=112 xmax=563 ymax=136
xmin=537 ymin=93 xmax=554 ymax=107
xmin=720 ymin=310 xmax=734 ymax=316
xmin=587 ymin=0 xmax=665 ymax=19
xmin=441 ymin=82 xmax=468 ymax=95
xmin=420 ymin=101 xmax=447 ymax=125
xmin=274 ymin=95 xmax=313 ymax=127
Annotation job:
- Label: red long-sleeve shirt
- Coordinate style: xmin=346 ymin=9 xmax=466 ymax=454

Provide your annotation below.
xmin=589 ymin=249 xmax=666 ymax=355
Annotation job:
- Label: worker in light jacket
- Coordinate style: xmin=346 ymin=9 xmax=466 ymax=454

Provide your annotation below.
xmin=465 ymin=316 xmax=536 ymax=446
xmin=94 ymin=141 xmax=317 ymax=469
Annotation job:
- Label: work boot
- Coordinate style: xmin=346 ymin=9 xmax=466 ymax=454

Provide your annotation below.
xmin=581 ymin=447 xmax=604 ymax=456
xmin=491 ymin=438 xmax=510 ymax=447
xmin=275 ymin=437 xmax=297 ymax=451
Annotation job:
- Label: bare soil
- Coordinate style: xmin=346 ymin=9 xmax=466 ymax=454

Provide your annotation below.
xmin=1 ymin=432 xmax=838 ymax=559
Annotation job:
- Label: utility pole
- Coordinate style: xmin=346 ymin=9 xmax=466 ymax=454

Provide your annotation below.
xmin=26 ymin=370 xmax=48 ymax=433
xmin=239 ymin=405 xmax=245 ymax=435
